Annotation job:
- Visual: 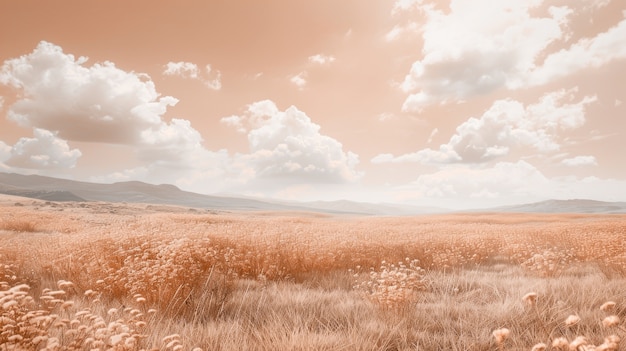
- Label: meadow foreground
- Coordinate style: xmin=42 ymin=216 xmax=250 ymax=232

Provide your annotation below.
xmin=1 ymin=195 xmax=626 ymax=351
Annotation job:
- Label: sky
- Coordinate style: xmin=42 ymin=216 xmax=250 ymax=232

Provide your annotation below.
xmin=0 ymin=0 xmax=625 ymax=209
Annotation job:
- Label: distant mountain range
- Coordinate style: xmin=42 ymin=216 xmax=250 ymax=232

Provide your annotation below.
xmin=0 ymin=172 xmax=438 ymax=215
xmin=487 ymin=199 xmax=626 ymax=214
xmin=1 ymin=172 xmax=625 ymax=215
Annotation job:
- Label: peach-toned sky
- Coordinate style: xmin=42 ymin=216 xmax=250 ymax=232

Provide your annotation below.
xmin=1 ymin=0 xmax=625 ymax=209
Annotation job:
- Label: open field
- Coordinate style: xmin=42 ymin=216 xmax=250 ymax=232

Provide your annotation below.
xmin=1 ymin=195 xmax=626 ymax=350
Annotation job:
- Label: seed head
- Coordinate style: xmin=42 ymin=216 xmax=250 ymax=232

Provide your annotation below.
xmin=162 ymin=334 xmax=181 ymax=343
xmin=531 ymin=343 xmax=547 ymax=351
xmin=565 ymin=314 xmax=581 ymax=326
xmin=523 ymin=292 xmax=538 ymax=306
xmin=600 ymin=301 xmax=617 ymax=312
xmin=552 ymin=337 xmax=569 ymax=350
xmin=569 ymin=336 xmax=588 ymax=349
xmin=605 ymin=335 xmax=620 ymax=345
xmin=594 ymin=335 xmax=621 ymax=351
xmin=492 ymin=328 xmax=510 ymax=344
xmin=603 ymin=315 xmax=620 ymax=328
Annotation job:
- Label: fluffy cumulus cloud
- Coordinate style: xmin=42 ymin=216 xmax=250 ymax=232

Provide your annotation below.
xmin=4 ymin=129 xmax=81 ymax=169
xmin=0 ymin=42 xmax=227 ymax=167
xmin=399 ymin=0 xmax=626 ymax=112
xmin=0 ymin=41 xmax=179 ymax=144
xmin=0 ymin=41 xmax=232 ymax=187
xmin=163 ymin=61 xmax=222 ymax=90
xmin=373 ymin=89 xmax=596 ymax=164
xmin=0 ymin=42 xmax=363 ymax=197
xmin=222 ymin=100 xmax=362 ymax=186
xmin=401 ymin=0 xmax=570 ymax=111
xmin=561 ymin=155 xmax=597 ymax=167
xmin=529 ymin=13 xmax=626 ymax=86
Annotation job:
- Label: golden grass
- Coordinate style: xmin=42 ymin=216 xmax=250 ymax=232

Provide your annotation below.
xmin=0 ymin=218 xmax=38 ymax=233
xmin=1 ymin=199 xmax=626 ymax=350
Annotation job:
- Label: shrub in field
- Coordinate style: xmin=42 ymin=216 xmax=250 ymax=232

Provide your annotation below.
xmin=72 ymin=236 xmax=240 ymax=319
xmin=0 ymin=218 xmax=37 ymax=233
xmin=352 ymin=258 xmax=427 ymax=309
xmin=519 ymin=248 xmax=577 ymax=277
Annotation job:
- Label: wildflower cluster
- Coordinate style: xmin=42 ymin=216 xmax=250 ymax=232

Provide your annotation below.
xmin=352 ymin=258 xmax=427 ymax=308
xmin=519 ymin=248 xmax=577 ymax=277
xmin=0 ymin=280 xmax=151 ymax=351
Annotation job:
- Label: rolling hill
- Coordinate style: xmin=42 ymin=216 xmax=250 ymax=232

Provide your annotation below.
xmin=1 ymin=172 xmax=624 ymax=215
xmin=0 ymin=173 xmax=428 ymax=215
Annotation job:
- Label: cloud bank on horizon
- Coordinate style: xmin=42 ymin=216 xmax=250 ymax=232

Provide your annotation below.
xmin=0 ymin=0 xmax=625 ymax=209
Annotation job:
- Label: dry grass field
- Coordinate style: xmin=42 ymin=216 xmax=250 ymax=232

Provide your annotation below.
xmin=1 ymin=195 xmax=626 ymax=350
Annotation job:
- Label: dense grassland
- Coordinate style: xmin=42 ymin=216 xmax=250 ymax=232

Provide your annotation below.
xmin=1 ymin=196 xmax=626 ymax=350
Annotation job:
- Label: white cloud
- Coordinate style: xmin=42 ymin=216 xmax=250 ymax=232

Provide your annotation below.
xmin=0 ymin=42 xmax=228 ymax=167
xmin=163 ymin=61 xmax=222 ymax=90
xmin=588 ymin=0 xmax=612 ymax=9
xmin=0 ymin=140 xmax=10 ymax=162
xmin=138 ymin=118 xmax=206 ymax=164
xmin=388 ymin=161 xmax=626 ymax=208
xmin=561 ymin=155 xmax=597 ymax=166
xmin=91 ymin=147 xmax=232 ymax=194
xmin=222 ymin=100 xmax=362 ymax=186
xmin=0 ymin=96 xmax=4 ymax=110
xmin=391 ymin=0 xmax=425 ymax=15
xmin=308 ymin=54 xmax=336 ymax=65
xmin=220 ymin=115 xmax=247 ymax=133
xmin=529 ymin=14 xmax=626 ymax=86
xmin=377 ymin=112 xmax=396 ymax=122
xmin=401 ymin=0 xmax=570 ymax=112
xmin=403 ymin=160 xmax=549 ymax=200
xmin=385 ymin=22 xmax=419 ymax=41
xmin=0 ymin=42 xmax=363 ymax=197
xmin=399 ymin=1 xmax=626 ymax=112
xmin=0 ymin=41 xmax=180 ymax=144
xmin=163 ymin=61 xmax=200 ymax=79
xmin=0 ymin=41 xmax=235 ymax=190
xmin=374 ymin=89 xmax=596 ymax=164
xmin=289 ymin=71 xmax=307 ymax=90
xmin=4 ymin=128 xmax=81 ymax=169
xmin=427 ymin=128 xmax=438 ymax=143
